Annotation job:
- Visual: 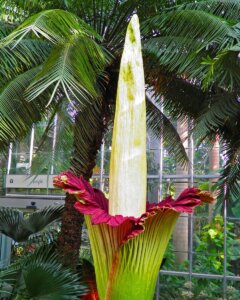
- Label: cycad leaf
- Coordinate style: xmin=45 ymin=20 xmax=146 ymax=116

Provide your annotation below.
xmin=194 ymin=92 xmax=240 ymax=139
xmin=25 ymin=35 xmax=108 ymax=104
xmin=0 ymin=67 xmax=51 ymax=149
xmin=0 ymin=38 xmax=50 ymax=85
xmin=142 ymin=8 xmax=237 ymax=86
xmin=3 ymin=9 xmax=100 ymax=46
xmin=146 ymin=96 xmax=189 ymax=167
xmin=182 ymin=0 xmax=240 ymax=22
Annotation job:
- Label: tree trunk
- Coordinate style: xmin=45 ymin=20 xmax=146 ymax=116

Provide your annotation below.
xmin=173 ymin=118 xmax=189 ymax=264
xmin=208 ymin=136 xmax=220 ymax=221
xmin=57 ymin=194 xmax=84 ymax=267
xmin=57 ymin=99 xmax=111 ymax=268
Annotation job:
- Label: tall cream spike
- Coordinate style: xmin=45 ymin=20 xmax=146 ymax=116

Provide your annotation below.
xmin=109 ymin=14 xmax=147 ymax=217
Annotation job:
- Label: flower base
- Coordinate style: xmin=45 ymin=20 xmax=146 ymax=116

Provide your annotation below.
xmin=54 ymin=172 xmax=214 ymax=300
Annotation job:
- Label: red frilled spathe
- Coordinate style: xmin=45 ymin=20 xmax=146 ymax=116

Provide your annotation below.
xmin=53 ymin=171 xmax=213 ymax=242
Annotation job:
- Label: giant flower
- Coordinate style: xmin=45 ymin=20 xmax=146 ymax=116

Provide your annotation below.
xmin=54 ymin=172 xmax=213 ymax=300
xmin=54 ymin=14 xmax=214 ymax=300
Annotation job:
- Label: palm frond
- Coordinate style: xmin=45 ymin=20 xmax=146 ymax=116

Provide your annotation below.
xmin=146 ymin=96 xmax=189 ymax=167
xmin=144 ymin=36 xmax=211 ymax=83
xmin=0 ymin=22 xmax=15 ymax=38
xmin=70 ymin=98 xmax=108 ymax=177
xmin=142 ymin=8 xmax=238 ymax=87
xmin=0 ymin=267 xmax=16 ymax=298
xmin=72 ymin=0 xmax=146 ymax=50
xmin=0 ymin=38 xmax=50 ymax=85
xmin=26 ymin=35 xmax=108 ymax=104
xmin=2 ymin=9 xmax=100 ymax=46
xmin=74 ymin=0 xmax=134 ymax=40
xmin=143 ymin=8 xmax=237 ymax=44
xmin=181 ymin=0 xmax=240 ymax=22
xmin=194 ymin=92 xmax=240 ymax=139
xmin=145 ymin=66 xmax=206 ymax=119
xmin=0 ymin=208 xmax=22 ymax=238
xmin=215 ymin=146 xmax=240 ymax=209
xmin=0 ymin=67 xmax=50 ymax=149
xmin=201 ymin=49 xmax=240 ymax=90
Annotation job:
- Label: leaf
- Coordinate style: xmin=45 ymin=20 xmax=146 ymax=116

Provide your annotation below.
xmin=0 ymin=206 xmax=64 ymax=242
xmin=0 ymin=38 xmax=50 ymax=85
xmin=2 ymin=9 xmax=100 ymax=46
xmin=25 ymin=35 xmax=108 ymax=105
xmin=146 ymin=96 xmax=189 ymax=167
xmin=0 ymin=67 xmax=52 ymax=150
xmin=0 ymin=246 xmax=87 ymax=299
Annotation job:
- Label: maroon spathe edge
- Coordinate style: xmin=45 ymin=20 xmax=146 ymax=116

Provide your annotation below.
xmin=53 ymin=171 xmax=203 ymax=243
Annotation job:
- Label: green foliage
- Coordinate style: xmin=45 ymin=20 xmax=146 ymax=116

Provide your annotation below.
xmin=0 ymin=0 xmax=240 ymax=192
xmin=0 ymin=206 xmax=64 ymax=242
xmin=194 ymin=215 xmax=240 ymax=274
xmin=0 ymin=246 xmax=87 ymax=299
xmin=159 ymin=215 xmax=240 ymax=299
xmin=146 ymin=96 xmax=189 ymax=167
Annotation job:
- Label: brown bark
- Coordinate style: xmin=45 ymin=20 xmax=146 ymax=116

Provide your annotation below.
xmin=57 ymin=99 xmax=111 ymax=268
xmin=57 ymin=193 xmax=84 ymax=267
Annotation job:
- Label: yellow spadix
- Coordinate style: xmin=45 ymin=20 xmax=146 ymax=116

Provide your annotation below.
xmin=109 ymin=14 xmax=147 ymax=217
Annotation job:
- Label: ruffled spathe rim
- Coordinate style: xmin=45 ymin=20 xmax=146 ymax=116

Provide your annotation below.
xmin=53 ymin=171 xmax=215 ymax=243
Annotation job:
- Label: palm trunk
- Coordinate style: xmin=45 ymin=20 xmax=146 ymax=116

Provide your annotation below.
xmin=208 ymin=136 xmax=220 ymax=221
xmin=57 ymin=99 xmax=111 ymax=268
xmin=173 ymin=117 xmax=189 ymax=264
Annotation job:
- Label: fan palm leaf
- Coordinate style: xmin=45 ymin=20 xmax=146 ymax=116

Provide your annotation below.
xmin=0 ymin=205 xmax=64 ymax=242
xmin=0 ymin=246 xmax=87 ymax=299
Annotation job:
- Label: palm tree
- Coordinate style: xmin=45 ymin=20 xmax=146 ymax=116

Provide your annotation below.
xmin=0 ymin=0 xmax=240 ymax=269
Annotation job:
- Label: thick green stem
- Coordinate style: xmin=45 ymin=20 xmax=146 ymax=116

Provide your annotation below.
xmin=86 ymin=210 xmax=179 ymax=300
